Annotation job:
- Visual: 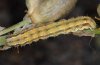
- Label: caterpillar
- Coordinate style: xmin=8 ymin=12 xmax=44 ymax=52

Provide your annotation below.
xmin=5 ymin=16 xmax=96 ymax=47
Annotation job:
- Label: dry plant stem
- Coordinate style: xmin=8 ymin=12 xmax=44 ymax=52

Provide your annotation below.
xmin=5 ymin=16 xmax=96 ymax=47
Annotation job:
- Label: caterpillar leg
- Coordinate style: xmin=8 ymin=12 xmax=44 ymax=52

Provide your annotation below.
xmin=0 ymin=45 xmax=11 ymax=50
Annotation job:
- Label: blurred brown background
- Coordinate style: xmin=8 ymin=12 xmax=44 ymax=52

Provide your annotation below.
xmin=0 ymin=0 xmax=100 ymax=65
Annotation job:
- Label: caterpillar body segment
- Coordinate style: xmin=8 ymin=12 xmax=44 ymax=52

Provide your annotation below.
xmin=6 ymin=16 xmax=96 ymax=47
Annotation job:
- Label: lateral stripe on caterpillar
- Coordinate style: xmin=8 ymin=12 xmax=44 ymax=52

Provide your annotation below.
xmin=6 ymin=16 xmax=96 ymax=46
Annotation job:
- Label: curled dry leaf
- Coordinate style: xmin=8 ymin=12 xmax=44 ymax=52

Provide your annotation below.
xmin=97 ymin=4 xmax=100 ymax=17
xmin=25 ymin=0 xmax=77 ymax=24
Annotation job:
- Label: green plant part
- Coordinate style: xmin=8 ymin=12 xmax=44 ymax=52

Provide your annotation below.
xmin=0 ymin=20 xmax=31 ymax=36
xmin=0 ymin=36 xmax=6 ymax=45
